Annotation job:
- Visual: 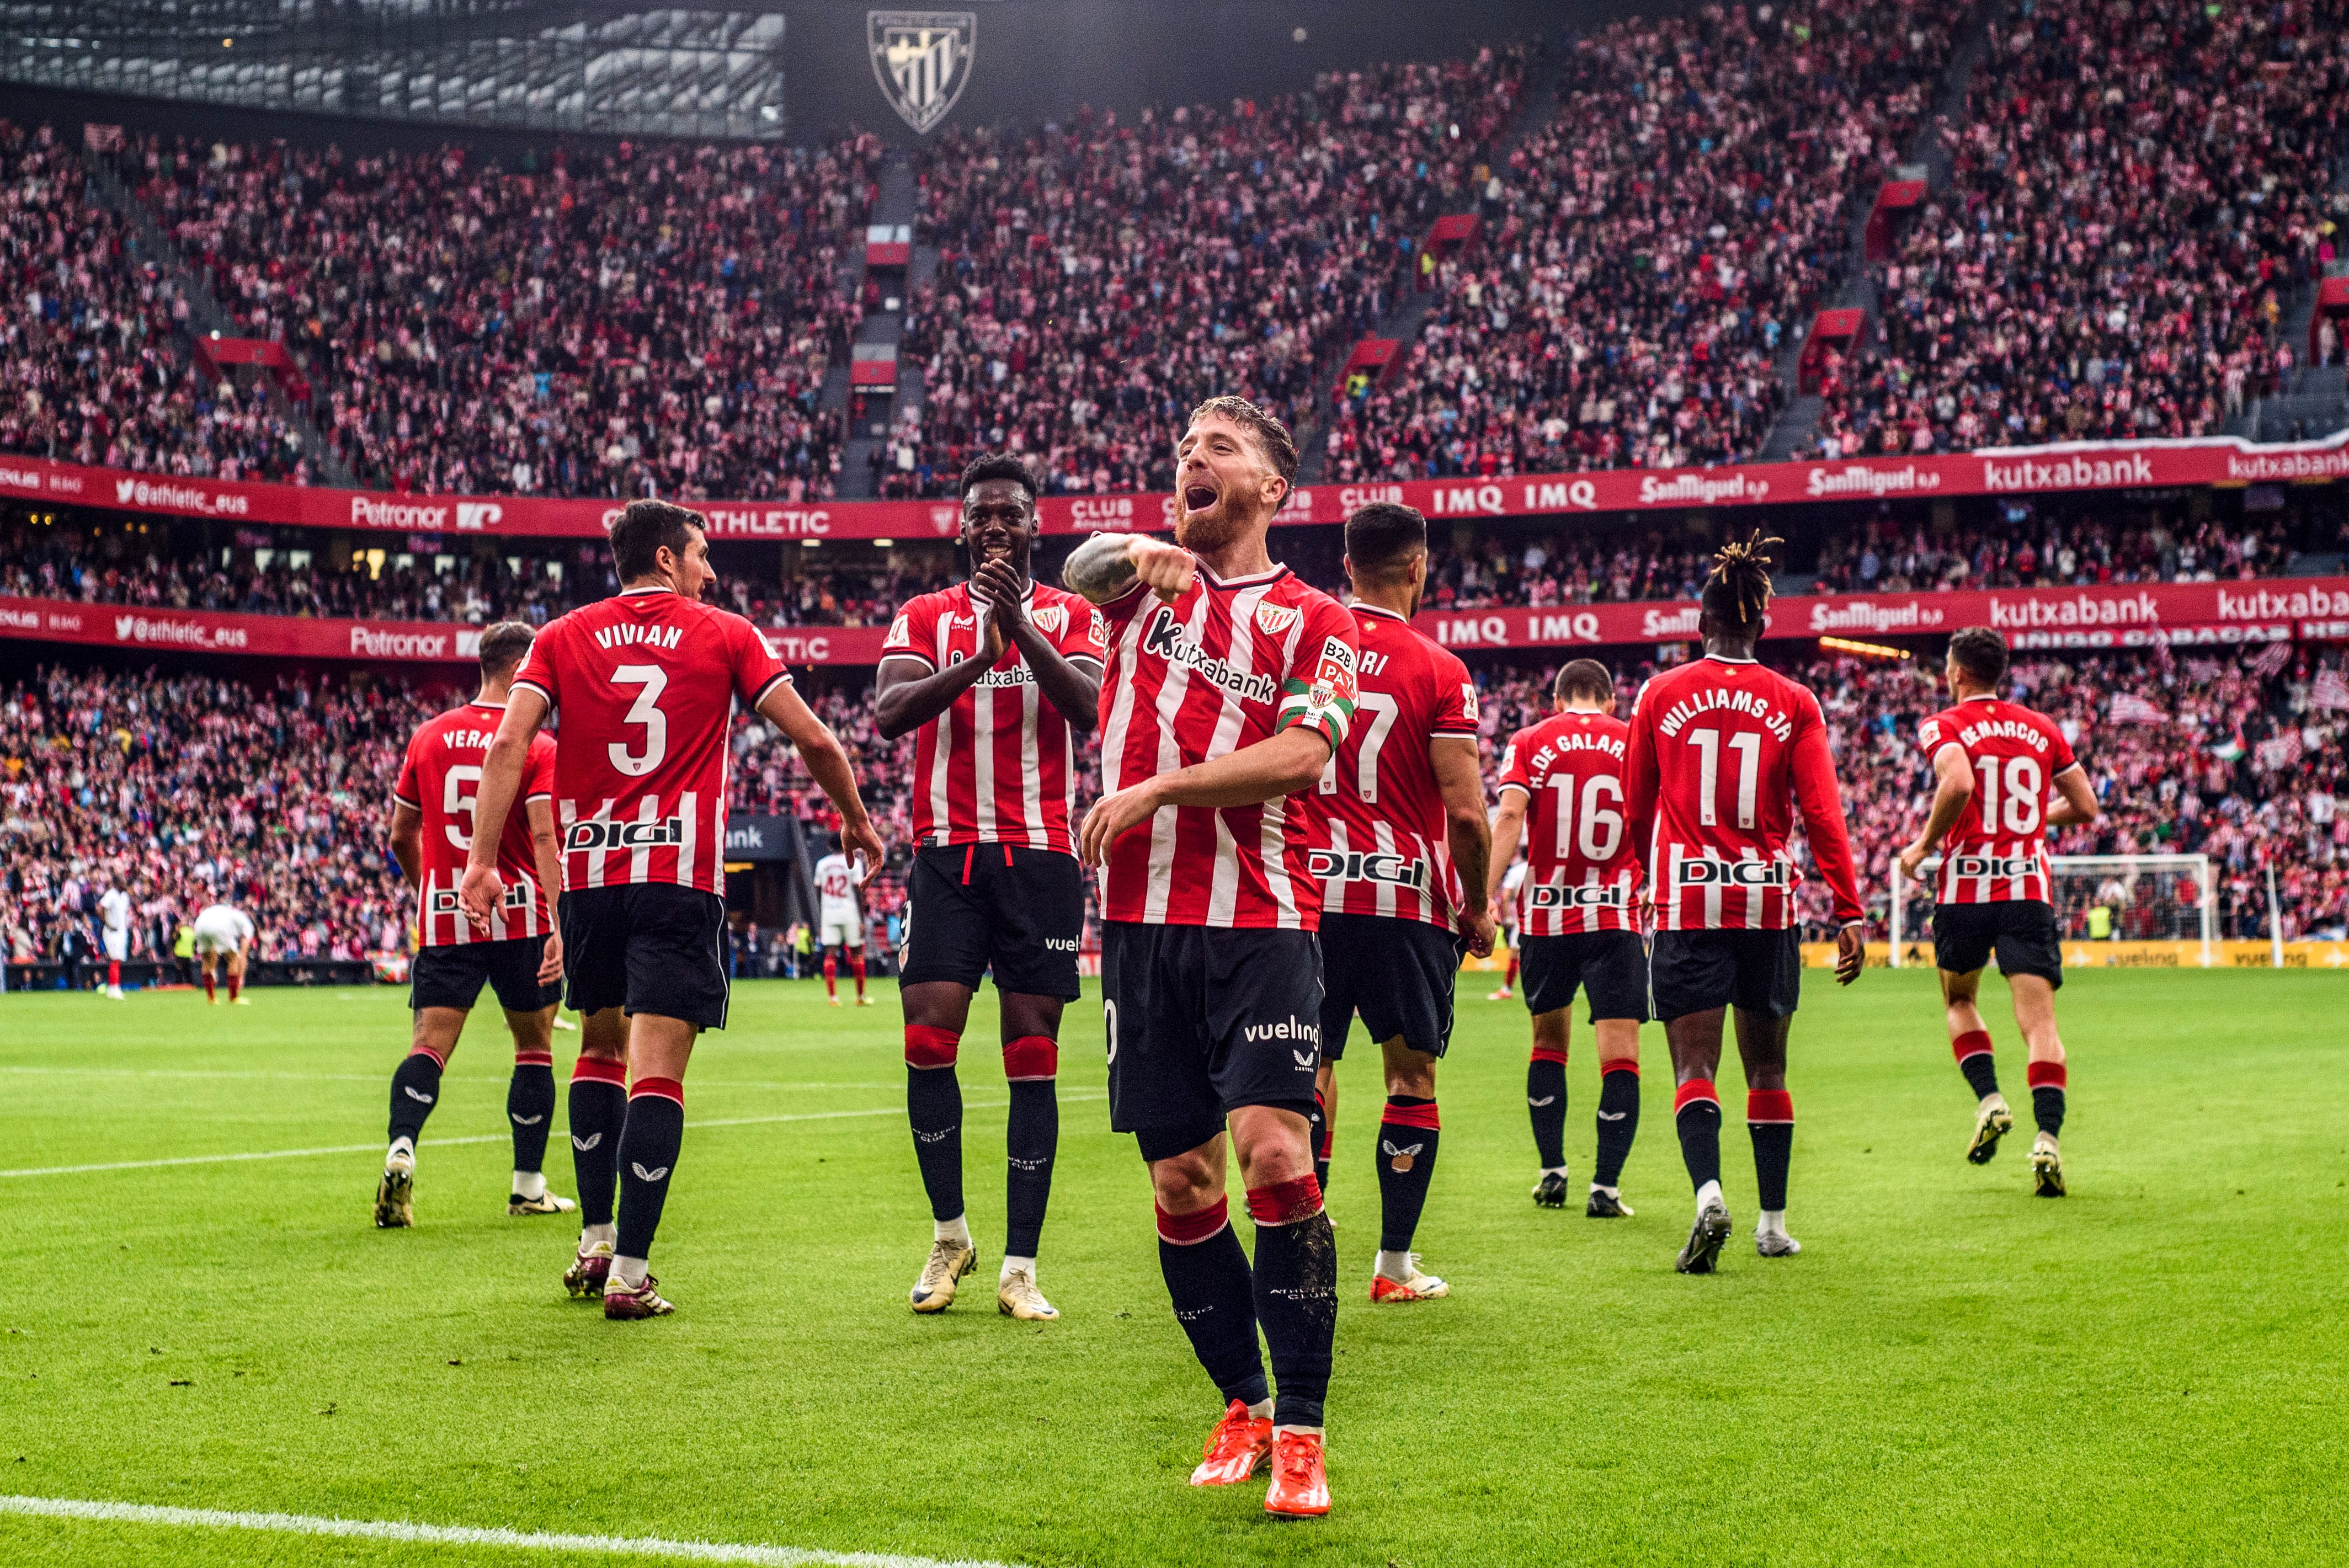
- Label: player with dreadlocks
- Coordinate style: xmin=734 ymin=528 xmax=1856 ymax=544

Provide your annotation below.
xmin=1624 ymin=533 xmax=1866 ymax=1273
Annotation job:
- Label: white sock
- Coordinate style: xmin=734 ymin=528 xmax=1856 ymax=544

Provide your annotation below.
xmin=999 ymin=1253 xmax=1036 ymax=1282
xmin=1245 ymin=1398 xmax=1275 ymax=1421
xmin=611 ymin=1254 xmax=649 ymax=1290
xmin=386 ymin=1138 xmax=414 ymax=1170
xmin=935 ymin=1214 xmax=972 ymax=1247
xmin=1272 ymin=1424 xmax=1324 ymax=1438
xmin=1757 ymin=1209 xmax=1789 ymax=1238
xmin=512 ymin=1169 xmax=546 ymax=1201
xmin=580 ymin=1222 xmax=616 ymax=1250
xmin=1542 ymin=1165 xmax=1569 ymax=1180
xmin=1374 ymin=1249 xmax=1416 ymax=1283
xmin=1695 ymin=1178 xmax=1724 ymax=1215
xmin=1590 ymin=1183 xmax=1619 ymax=1197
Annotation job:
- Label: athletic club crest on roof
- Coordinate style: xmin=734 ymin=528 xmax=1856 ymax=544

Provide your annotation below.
xmin=869 ymin=11 xmax=976 ymax=135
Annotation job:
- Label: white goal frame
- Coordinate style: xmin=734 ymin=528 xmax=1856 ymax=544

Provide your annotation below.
xmin=1890 ymin=854 xmax=2217 ymax=969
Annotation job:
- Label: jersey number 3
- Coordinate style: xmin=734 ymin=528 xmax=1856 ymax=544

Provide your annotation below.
xmin=608 ymin=664 xmax=669 ymax=777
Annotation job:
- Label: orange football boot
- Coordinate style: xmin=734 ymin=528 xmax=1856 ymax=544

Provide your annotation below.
xmin=1264 ymin=1429 xmax=1329 ymax=1517
xmin=1189 ymin=1399 xmax=1273 ymax=1486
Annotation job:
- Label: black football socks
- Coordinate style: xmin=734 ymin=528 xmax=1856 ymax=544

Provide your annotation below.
xmin=1674 ymin=1080 xmax=1723 ymax=1193
xmin=1593 ymin=1062 xmax=1641 ymax=1190
xmin=1247 ymin=1177 xmax=1335 ymax=1430
xmin=1747 ymin=1090 xmax=1793 ymax=1213
xmin=568 ymin=1056 xmax=628 ymax=1229
xmin=1157 ymin=1197 xmax=1270 ymax=1411
xmin=904 ymin=1027 xmax=966 ymax=1225
xmin=1375 ymin=1097 xmax=1440 ymax=1255
xmin=1954 ymin=1030 xmax=2001 ymax=1099
xmin=612 ymin=1078 xmax=684 ymax=1267
xmin=387 ymin=1049 xmax=443 ymax=1153
xmin=508 ymin=1050 xmax=557 ymax=1180
xmin=1002 ymin=1036 xmax=1059 ymax=1263
xmin=1527 ymin=1052 xmax=1568 ymax=1172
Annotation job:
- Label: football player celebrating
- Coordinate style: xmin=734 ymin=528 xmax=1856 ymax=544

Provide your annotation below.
xmin=461 ymin=500 xmax=883 ymax=1320
xmin=377 ymin=621 xmax=574 ymax=1229
xmin=1489 ymin=660 xmax=1648 ymax=1218
xmin=1064 ymin=396 xmax=1354 ymax=1518
xmin=1624 ymin=535 xmax=1865 ymax=1273
xmin=809 ymin=834 xmax=870 ymax=1007
xmin=876 ymin=453 xmax=1105 ymax=1322
xmin=1898 ymin=627 xmax=2099 ymax=1197
xmin=1309 ymin=502 xmax=1493 ymax=1304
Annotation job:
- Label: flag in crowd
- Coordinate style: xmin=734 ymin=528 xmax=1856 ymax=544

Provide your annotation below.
xmin=2108 ymin=694 xmax=2167 ymax=724
xmin=2311 ymin=665 xmax=2349 ymax=713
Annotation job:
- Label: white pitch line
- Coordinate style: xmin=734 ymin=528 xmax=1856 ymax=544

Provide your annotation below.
xmin=0 ymin=1067 xmax=909 ymax=1091
xmin=0 ymin=1494 xmax=1023 ymax=1568
xmin=0 ymin=1094 xmax=1106 ymax=1180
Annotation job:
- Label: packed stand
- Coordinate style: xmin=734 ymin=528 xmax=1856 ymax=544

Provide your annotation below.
xmin=0 ymin=519 xmax=968 ymax=631
xmin=1473 ymin=646 xmax=2349 ymax=941
xmin=1323 ymin=1 xmax=1954 ymax=482
xmin=1802 ymin=504 xmax=2332 ymax=591
xmin=885 ymin=52 xmax=1530 ymax=499
xmin=1813 ymin=0 xmax=2349 ymax=456
xmin=0 ymin=121 xmax=310 ymax=484
xmin=0 ymin=666 xmax=433 ymax=971
xmin=118 ymin=131 xmax=885 ymax=499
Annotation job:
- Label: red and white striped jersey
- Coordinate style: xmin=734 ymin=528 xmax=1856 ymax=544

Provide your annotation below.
xmin=1918 ymin=696 xmax=2079 ymax=905
xmin=512 ymin=586 xmax=791 ymax=898
xmin=880 ymin=579 xmax=1106 ymax=857
xmin=1496 ymin=708 xmax=1642 ymax=935
xmin=393 ymin=703 xmax=557 ymax=947
xmin=1311 ymin=604 xmax=1478 ymax=930
xmin=1624 ymin=655 xmax=1864 ymax=931
xmin=1096 ymin=559 xmax=1360 ymax=929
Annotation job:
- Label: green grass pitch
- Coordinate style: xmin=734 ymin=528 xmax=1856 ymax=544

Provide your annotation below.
xmin=2 ymin=969 xmax=2344 ymax=1567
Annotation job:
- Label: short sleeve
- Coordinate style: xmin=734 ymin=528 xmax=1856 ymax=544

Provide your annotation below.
xmin=1058 ymin=598 xmax=1107 ymax=665
xmin=512 ymin=618 xmax=562 ymax=708
xmin=1431 ymin=654 xmax=1478 ymax=737
xmin=1497 ymin=730 xmax=1532 ymax=794
xmin=392 ymin=733 xmax=422 ymax=809
xmin=1274 ymin=594 xmax=1359 ymax=747
xmin=523 ymin=733 xmax=557 ymax=802
xmin=2047 ymin=718 xmax=2079 ymax=774
xmin=728 ymin=614 xmax=792 ymax=709
xmin=1917 ymin=714 xmax=1952 ymax=755
xmin=881 ymin=597 xmax=937 ymax=669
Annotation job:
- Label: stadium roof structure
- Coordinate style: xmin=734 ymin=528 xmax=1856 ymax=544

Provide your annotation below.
xmin=3 ymin=1 xmax=790 ymax=140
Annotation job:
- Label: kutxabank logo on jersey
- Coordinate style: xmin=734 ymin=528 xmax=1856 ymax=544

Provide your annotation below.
xmin=870 ymin=11 xmax=976 ymax=134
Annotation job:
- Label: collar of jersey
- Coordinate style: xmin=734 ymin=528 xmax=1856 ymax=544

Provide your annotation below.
xmin=620 ymin=585 xmax=673 ymax=598
xmin=963 ymin=578 xmax=1037 ymax=602
xmin=1353 ymin=601 xmax=1409 ymax=623
xmin=468 ymin=700 xmax=508 ymax=711
xmin=1702 ymin=652 xmax=1759 ymax=665
xmin=1199 ymin=562 xmax=1288 ymax=589
xmin=1961 ymin=692 xmax=2000 ymax=704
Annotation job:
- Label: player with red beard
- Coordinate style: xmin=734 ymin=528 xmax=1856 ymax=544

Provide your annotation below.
xmin=1624 ymin=535 xmax=1865 ymax=1274
xmin=1064 ymin=396 xmax=1354 ymax=1518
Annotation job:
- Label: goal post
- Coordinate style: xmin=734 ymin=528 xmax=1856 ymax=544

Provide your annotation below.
xmin=1889 ymin=854 xmax=2217 ymax=969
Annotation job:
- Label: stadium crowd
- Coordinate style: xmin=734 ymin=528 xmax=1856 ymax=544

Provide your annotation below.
xmin=1322 ymin=0 xmax=1954 ymax=481
xmin=4 ymin=636 xmax=2341 ymax=984
xmin=0 ymin=120 xmax=312 ymax=486
xmin=116 ymin=129 xmax=885 ymax=500
xmin=881 ymin=52 xmax=1530 ymax=499
xmin=1813 ymin=0 xmax=2349 ymax=455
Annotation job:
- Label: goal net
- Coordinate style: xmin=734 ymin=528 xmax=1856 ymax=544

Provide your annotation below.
xmin=1889 ymin=854 xmax=2217 ymax=968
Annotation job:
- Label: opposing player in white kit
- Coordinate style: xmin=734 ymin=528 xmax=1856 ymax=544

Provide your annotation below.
xmin=812 ymin=835 xmax=869 ymax=1006
xmin=97 ymin=876 xmax=132 ymax=999
xmin=191 ymin=903 xmax=255 ymax=1005
xmin=1487 ymin=857 xmax=1528 ymax=1001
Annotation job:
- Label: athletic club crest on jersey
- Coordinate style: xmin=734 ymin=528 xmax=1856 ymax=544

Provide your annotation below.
xmin=869 ymin=11 xmax=976 ymax=135
xmin=1030 ymin=604 xmax=1067 ymax=638
xmin=1254 ymin=601 xmax=1300 ymax=638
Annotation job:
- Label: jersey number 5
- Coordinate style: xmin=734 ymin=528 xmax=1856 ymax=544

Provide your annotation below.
xmin=443 ymin=764 xmax=481 ymax=851
xmin=608 ymin=664 xmax=669 ymax=777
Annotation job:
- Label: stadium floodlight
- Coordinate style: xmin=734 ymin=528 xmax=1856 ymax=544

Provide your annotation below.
xmin=1889 ymin=854 xmax=2217 ymax=969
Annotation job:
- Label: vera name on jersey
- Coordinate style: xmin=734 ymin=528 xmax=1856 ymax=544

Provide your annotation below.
xmin=1307 ymin=847 xmax=1430 ymax=888
xmin=1674 ymin=857 xmax=1791 ymax=886
xmin=1140 ymin=603 xmax=1279 ymax=704
xmin=590 ymin=622 xmax=685 ymax=652
xmin=439 ymin=728 xmax=500 ymax=751
xmin=1653 ymin=686 xmax=1794 ymax=743
xmin=565 ymin=815 xmax=688 ymax=851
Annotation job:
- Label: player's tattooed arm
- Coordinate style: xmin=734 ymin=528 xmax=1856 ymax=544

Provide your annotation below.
xmin=1064 ymin=532 xmax=1194 ymax=605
